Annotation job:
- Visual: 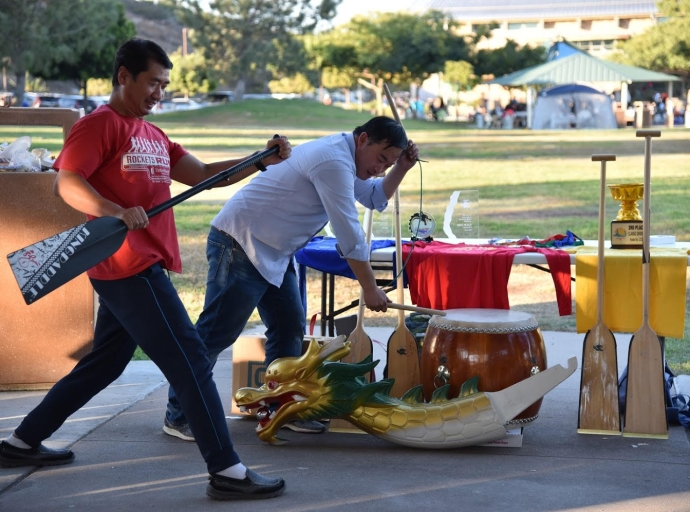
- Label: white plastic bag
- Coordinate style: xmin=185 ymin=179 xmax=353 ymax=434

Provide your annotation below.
xmin=0 ymin=136 xmax=41 ymax=172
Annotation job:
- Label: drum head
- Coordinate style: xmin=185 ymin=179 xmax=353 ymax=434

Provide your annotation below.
xmin=428 ymin=308 xmax=538 ymax=333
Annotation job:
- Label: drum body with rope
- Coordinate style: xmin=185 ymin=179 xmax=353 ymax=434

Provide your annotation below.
xmin=420 ymin=308 xmax=547 ymax=426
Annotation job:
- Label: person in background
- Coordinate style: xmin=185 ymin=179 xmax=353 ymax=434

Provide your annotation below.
xmin=0 ymin=37 xmax=292 ymax=501
xmin=414 ymin=97 xmax=426 ymax=119
xmin=163 ymin=116 xmax=419 ymax=438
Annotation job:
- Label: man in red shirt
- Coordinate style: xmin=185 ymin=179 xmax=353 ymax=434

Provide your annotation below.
xmin=0 ymin=38 xmax=291 ymax=501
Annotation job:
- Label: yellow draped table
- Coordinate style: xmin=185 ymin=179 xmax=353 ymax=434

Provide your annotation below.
xmin=574 ymin=247 xmax=688 ymax=338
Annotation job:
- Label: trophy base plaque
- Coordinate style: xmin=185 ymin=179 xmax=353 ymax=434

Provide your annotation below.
xmin=610 ymin=220 xmax=643 ymax=249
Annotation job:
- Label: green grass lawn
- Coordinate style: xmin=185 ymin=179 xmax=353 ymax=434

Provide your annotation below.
xmin=1 ymin=99 xmax=688 ymax=371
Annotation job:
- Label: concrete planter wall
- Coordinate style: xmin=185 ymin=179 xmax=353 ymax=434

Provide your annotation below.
xmin=0 ymin=109 xmax=94 ymax=390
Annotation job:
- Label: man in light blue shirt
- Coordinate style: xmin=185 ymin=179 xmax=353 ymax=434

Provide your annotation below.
xmin=163 ymin=116 xmax=419 ymax=438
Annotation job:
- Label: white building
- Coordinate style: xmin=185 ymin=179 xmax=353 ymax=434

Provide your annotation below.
xmin=411 ymin=0 xmax=660 ymax=57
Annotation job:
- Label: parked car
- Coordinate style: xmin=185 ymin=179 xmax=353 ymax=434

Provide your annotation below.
xmin=22 ymin=92 xmax=63 ymax=108
xmin=151 ymin=98 xmax=207 ymax=114
xmin=73 ymin=98 xmax=99 ymax=114
xmin=171 ymin=98 xmax=206 ymax=111
xmin=201 ymin=91 xmax=234 ymax=104
xmin=151 ymin=100 xmax=176 ymax=114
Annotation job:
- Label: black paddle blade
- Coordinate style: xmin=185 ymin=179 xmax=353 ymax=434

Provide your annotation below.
xmin=7 ymin=216 xmax=128 ymax=305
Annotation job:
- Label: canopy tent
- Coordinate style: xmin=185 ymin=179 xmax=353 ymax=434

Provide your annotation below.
xmin=532 ymin=84 xmax=618 ymax=130
xmin=490 ymin=51 xmax=680 ymax=87
xmin=489 ymin=40 xmax=680 ymax=128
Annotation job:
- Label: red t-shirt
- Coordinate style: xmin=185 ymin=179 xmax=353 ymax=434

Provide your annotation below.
xmin=54 ymin=105 xmax=188 ymax=279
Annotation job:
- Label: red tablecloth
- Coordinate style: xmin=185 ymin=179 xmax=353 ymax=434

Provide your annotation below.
xmin=401 ymin=241 xmax=572 ymax=315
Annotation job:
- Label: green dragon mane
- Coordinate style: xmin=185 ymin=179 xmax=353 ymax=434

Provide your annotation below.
xmin=314 ymin=356 xmax=479 ymax=419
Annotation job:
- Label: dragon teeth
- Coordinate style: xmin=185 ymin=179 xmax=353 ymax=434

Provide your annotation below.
xmin=239 ymin=406 xmax=248 ymax=413
xmin=269 ymin=410 xmax=276 ymax=419
xmin=292 ymin=395 xmax=306 ymax=402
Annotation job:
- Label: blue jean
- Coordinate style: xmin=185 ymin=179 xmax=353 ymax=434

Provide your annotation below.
xmin=166 ymin=227 xmax=305 ymax=425
xmin=15 ymin=263 xmax=240 ymax=474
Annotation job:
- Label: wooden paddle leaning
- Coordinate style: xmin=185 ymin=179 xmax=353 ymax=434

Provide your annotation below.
xmin=330 ymin=208 xmax=377 ymax=433
xmin=383 ymin=83 xmax=423 ymax=398
xmin=623 ymin=129 xmax=668 ymax=439
xmin=341 ymin=208 xmax=375 ymax=375
xmin=577 ymin=154 xmax=620 ymax=435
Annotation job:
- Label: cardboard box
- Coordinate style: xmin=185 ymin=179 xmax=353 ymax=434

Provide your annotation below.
xmin=230 ymin=335 xmax=332 ymax=415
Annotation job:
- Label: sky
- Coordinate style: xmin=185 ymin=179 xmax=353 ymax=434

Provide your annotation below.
xmin=330 ymin=0 xmax=418 ymax=26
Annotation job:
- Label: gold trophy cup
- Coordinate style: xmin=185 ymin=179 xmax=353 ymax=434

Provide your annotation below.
xmin=608 ymin=183 xmax=643 ymax=249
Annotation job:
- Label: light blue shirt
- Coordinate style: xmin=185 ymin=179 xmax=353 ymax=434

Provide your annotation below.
xmin=212 ymin=132 xmax=389 ymax=287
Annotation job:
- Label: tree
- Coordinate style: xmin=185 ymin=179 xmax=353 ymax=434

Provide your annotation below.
xmin=0 ymin=0 xmax=135 ymax=106
xmin=444 ymin=60 xmax=477 ymax=92
xmin=472 ymin=40 xmax=546 ymax=79
xmin=31 ymin=1 xmax=136 ymax=107
xmin=167 ymin=0 xmax=342 ymax=98
xmin=304 ymin=30 xmax=358 ymax=102
xmin=169 ymin=50 xmax=217 ymax=98
xmin=319 ymin=11 xmax=469 ymax=114
xmin=268 ymin=72 xmax=312 ymax=94
xmin=0 ymin=0 xmax=50 ymax=105
xmin=613 ymin=0 xmax=690 ymax=79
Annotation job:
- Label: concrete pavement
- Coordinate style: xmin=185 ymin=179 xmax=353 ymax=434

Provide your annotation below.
xmin=1 ymin=329 xmax=689 ymax=511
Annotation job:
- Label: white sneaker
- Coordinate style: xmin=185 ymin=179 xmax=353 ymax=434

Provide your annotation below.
xmin=163 ymin=418 xmax=195 ymax=441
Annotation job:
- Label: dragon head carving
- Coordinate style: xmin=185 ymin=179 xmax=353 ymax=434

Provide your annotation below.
xmin=234 ymin=335 xmax=388 ymax=444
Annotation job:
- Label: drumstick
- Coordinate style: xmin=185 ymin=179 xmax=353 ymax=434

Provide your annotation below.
xmin=385 ymin=303 xmax=446 ymax=317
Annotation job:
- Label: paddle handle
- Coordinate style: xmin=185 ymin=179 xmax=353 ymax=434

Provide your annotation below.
xmin=639 ymin=130 xmax=659 ymax=324
xmin=383 ymin=84 xmax=407 ymax=324
xmin=355 ymin=208 xmax=374 ymax=328
xmin=146 ymin=145 xmax=279 ymax=218
xmin=593 ymin=154 xmax=615 ymax=323
xmin=387 ymin=302 xmax=446 ymax=317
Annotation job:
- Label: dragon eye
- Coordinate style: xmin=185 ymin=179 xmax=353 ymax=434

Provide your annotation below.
xmin=267 ymin=381 xmax=277 ymax=390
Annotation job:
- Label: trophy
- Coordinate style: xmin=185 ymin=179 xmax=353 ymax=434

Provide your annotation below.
xmin=608 ymin=183 xmax=643 ymax=249
xmin=442 ymin=190 xmax=479 ymax=240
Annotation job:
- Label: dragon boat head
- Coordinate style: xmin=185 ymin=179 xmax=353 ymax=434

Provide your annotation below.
xmin=235 ymin=335 xmax=369 ymax=445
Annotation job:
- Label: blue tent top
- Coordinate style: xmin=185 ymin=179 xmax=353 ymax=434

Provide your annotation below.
xmin=540 ymin=84 xmax=605 ymax=96
xmin=546 ymin=40 xmax=582 ymax=61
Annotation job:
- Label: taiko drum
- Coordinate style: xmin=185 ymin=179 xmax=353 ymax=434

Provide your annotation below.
xmin=421 ymin=308 xmax=547 ymax=425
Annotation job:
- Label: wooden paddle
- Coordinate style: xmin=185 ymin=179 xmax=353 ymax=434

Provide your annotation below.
xmin=341 ymin=208 xmax=375 ymax=374
xmin=7 ymin=145 xmax=279 ymax=305
xmin=623 ymin=129 xmax=668 ymax=439
xmin=383 ymin=83 xmax=423 ymax=398
xmin=330 ymin=209 xmax=376 ymax=433
xmin=577 ymin=154 xmax=620 ymax=435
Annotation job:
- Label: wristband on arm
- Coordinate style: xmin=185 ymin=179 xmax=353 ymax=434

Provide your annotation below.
xmin=252 ymin=151 xmax=267 ymax=172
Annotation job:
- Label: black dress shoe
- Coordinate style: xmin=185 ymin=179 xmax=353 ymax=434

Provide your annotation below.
xmin=206 ymin=468 xmax=285 ymax=500
xmin=0 ymin=441 xmax=75 ymax=467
